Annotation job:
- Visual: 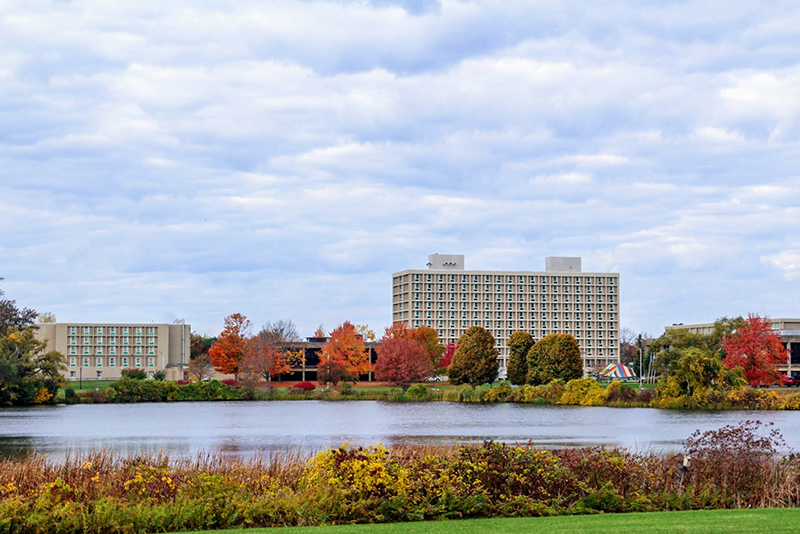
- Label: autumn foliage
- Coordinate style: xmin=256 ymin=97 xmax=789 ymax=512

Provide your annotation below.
xmin=318 ymin=321 xmax=369 ymax=384
xmin=242 ymin=336 xmax=292 ymax=384
xmin=723 ymin=314 xmax=788 ymax=387
xmin=209 ymin=313 xmax=251 ymax=379
xmin=374 ymin=332 xmax=434 ymax=389
xmin=439 ymin=342 xmax=457 ymax=369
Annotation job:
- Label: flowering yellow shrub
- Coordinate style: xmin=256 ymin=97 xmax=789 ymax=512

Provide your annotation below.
xmin=559 ymin=378 xmax=607 ymax=406
xmin=301 ymin=443 xmax=408 ymax=499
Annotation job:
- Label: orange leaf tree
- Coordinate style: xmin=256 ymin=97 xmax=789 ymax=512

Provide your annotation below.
xmin=209 ymin=313 xmax=251 ymax=380
xmin=242 ymin=335 xmax=292 ymax=385
xmin=374 ymin=327 xmax=434 ymax=389
xmin=722 ymin=314 xmax=788 ymax=386
xmin=318 ymin=321 xmax=369 ymax=384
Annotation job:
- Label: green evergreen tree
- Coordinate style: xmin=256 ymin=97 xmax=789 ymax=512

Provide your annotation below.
xmin=506 ymin=331 xmax=534 ymax=385
xmin=447 ymin=326 xmax=499 ymax=387
xmin=527 ymin=333 xmax=582 ymax=385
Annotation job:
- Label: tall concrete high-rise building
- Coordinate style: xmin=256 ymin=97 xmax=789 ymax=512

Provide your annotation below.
xmin=392 ymin=254 xmax=620 ymax=373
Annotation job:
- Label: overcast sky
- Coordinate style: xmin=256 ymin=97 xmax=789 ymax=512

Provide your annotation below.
xmin=2 ymin=0 xmax=799 ymax=339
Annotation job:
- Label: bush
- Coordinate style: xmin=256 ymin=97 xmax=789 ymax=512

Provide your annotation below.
xmin=559 ymin=378 xmax=606 ymax=406
xmin=120 ymin=368 xmax=147 ymax=380
xmin=338 ymin=382 xmax=356 ymax=396
xmin=292 ymin=381 xmax=316 ymax=391
xmin=151 ymin=370 xmax=166 ymax=381
xmin=220 ymin=379 xmax=239 ymax=387
xmin=509 ymin=380 xmax=565 ymax=404
xmin=684 ymin=420 xmax=786 ymax=506
xmin=405 ymin=383 xmax=428 ymax=400
xmin=63 ymin=387 xmax=79 ymax=405
xmin=481 ymin=381 xmax=511 ymax=403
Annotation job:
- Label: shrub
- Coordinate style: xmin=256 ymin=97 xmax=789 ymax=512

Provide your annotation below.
xmin=292 ymin=381 xmax=316 ymax=391
xmin=405 ymin=383 xmax=428 ymax=400
xmin=63 ymin=387 xmax=79 ymax=405
xmin=559 ymin=378 xmax=607 ymax=406
xmin=725 ymin=387 xmax=781 ymax=410
xmin=220 ymin=379 xmax=239 ymax=387
xmin=509 ymin=380 xmax=566 ymax=404
xmin=120 ymin=368 xmax=147 ymax=380
xmin=338 ymin=382 xmax=356 ymax=396
xmin=481 ymin=381 xmax=511 ymax=403
xmin=151 ymin=370 xmax=166 ymax=381
xmin=684 ymin=420 xmax=786 ymax=507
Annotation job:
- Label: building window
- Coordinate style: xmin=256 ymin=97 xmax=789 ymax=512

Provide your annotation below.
xmin=69 ymin=347 xmax=76 ymax=355
xmin=96 ymin=327 xmax=103 ymax=335
xmin=109 ymin=327 xmax=116 ymax=335
xmin=122 ymin=357 xmax=129 ymax=367
xmin=148 ymin=357 xmax=155 ymax=367
xmin=123 ymin=347 xmax=129 ymax=355
xmin=70 ymin=326 xmax=77 ymax=335
xmin=96 ymin=357 xmax=102 ymax=367
xmin=70 ymin=371 xmax=76 ymax=378
xmin=123 ymin=327 xmax=129 ymax=335
xmin=135 ymin=357 xmax=142 ymax=367
xmin=83 ymin=327 xmax=90 ymax=335
xmin=83 ymin=357 xmax=90 ymax=367
xmin=109 ymin=347 xmax=116 ymax=355
xmin=83 ymin=347 xmax=90 ymax=355
xmin=135 ymin=347 xmax=142 ymax=355
xmin=96 ymin=347 xmax=102 ymax=355
xmin=69 ymin=357 xmax=76 ymax=367
xmin=135 ymin=327 xmax=142 ymax=335
xmin=109 ymin=357 xmax=116 ymax=367
xmin=96 ymin=337 xmax=103 ymax=345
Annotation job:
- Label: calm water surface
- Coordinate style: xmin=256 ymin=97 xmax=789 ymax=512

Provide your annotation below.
xmin=1 ymin=401 xmax=799 ymax=458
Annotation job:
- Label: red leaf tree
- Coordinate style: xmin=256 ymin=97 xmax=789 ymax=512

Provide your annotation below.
xmin=722 ymin=314 xmax=788 ymax=387
xmin=439 ymin=342 xmax=457 ymax=369
xmin=318 ymin=321 xmax=369 ymax=385
xmin=374 ymin=330 xmax=434 ymax=389
xmin=209 ymin=313 xmax=251 ymax=380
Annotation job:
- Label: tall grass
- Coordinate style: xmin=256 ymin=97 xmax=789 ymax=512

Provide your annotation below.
xmin=1 ymin=422 xmax=798 ymax=533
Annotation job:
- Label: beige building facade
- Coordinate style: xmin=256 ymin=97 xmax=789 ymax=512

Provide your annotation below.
xmin=36 ymin=322 xmax=191 ymax=381
xmin=392 ymin=254 xmax=621 ymax=374
xmin=665 ymin=318 xmax=800 ymax=377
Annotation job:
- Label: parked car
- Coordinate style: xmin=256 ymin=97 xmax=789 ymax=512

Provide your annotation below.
xmin=783 ymin=375 xmax=800 ymax=387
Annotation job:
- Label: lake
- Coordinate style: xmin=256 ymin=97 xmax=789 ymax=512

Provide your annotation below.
xmin=1 ymin=401 xmax=798 ymax=459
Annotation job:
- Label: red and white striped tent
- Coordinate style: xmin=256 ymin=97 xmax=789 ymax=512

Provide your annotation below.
xmin=599 ymin=363 xmax=637 ymax=379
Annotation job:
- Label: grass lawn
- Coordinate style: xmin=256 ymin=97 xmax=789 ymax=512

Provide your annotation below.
xmin=56 ymin=379 xmax=118 ymax=399
xmin=181 ymin=508 xmax=800 ymax=534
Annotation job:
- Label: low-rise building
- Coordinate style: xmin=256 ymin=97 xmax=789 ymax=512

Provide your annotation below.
xmin=665 ymin=318 xmax=800 ymax=377
xmin=35 ymin=322 xmax=191 ymax=381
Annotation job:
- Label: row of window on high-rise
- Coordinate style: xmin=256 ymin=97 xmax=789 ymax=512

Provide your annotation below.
xmin=68 ymin=326 xmax=157 ymax=336
xmin=67 ymin=346 xmax=156 ymax=356
xmin=403 ymin=283 xmax=616 ymax=294
xmin=68 ymin=336 xmax=156 ymax=346
xmin=396 ymin=273 xmax=617 ymax=285
xmin=69 ymin=356 xmax=155 ymax=368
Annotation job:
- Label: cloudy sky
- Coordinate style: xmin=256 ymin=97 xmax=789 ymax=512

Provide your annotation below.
xmin=1 ymin=0 xmax=799 ymax=339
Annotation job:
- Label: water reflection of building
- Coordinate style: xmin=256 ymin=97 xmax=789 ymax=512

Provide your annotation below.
xmin=278 ymin=337 xmax=380 ymax=382
xmin=35 ymin=322 xmax=191 ymax=381
xmin=392 ymin=254 xmax=621 ymax=374
xmin=665 ymin=318 xmax=800 ymax=378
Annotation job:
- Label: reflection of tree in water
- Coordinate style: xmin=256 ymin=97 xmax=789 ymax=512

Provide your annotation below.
xmin=0 ymin=436 xmax=37 ymax=460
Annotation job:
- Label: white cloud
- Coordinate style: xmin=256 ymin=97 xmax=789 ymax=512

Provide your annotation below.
xmin=2 ymin=0 xmax=800 ymax=336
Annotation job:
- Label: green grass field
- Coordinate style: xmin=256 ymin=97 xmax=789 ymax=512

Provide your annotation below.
xmin=182 ymin=508 xmax=800 ymax=534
